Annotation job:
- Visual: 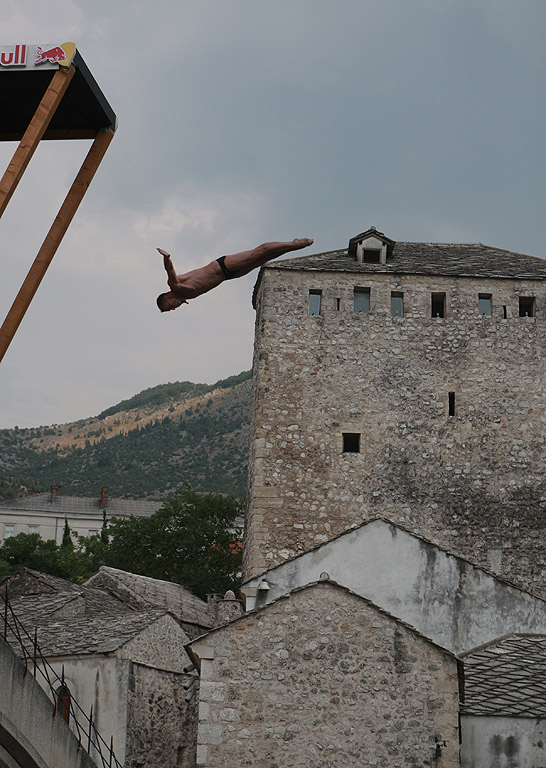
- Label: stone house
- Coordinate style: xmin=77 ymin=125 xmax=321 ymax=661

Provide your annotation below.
xmin=1 ymin=567 xmax=212 ymax=768
xmin=188 ymin=580 xmax=460 ymax=768
xmin=240 ymin=518 xmax=546 ymax=655
xmin=185 ymin=228 xmax=546 ymax=766
xmin=244 ymin=227 xmax=546 ymax=596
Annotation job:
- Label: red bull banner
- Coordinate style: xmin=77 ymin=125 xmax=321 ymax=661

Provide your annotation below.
xmin=0 ymin=43 xmax=76 ymax=70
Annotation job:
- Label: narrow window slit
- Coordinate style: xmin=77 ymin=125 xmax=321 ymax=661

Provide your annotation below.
xmin=448 ymin=392 xmax=456 ymax=418
xmin=431 ymin=293 xmax=446 ymax=318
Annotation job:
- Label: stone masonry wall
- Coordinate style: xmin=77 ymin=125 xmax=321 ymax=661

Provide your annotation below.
xmin=120 ymin=615 xmax=198 ymax=767
xmin=125 ymin=662 xmax=198 ymax=768
xmin=120 ymin=613 xmax=191 ymax=672
xmin=194 ymin=581 xmax=460 ymax=767
xmin=244 ymin=267 xmax=546 ymax=595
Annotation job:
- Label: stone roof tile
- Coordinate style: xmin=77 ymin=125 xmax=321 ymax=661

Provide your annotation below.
xmin=461 ymin=635 xmax=546 ymax=717
xmin=6 ymin=585 xmax=134 ymax=631
xmin=0 ymin=568 xmax=82 ymax=597
xmin=84 ymin=566 xmax=212 ymax=628
xmin=268 ymin=242 xmax=546 ymax=280
xmin=31 ymin=610 xmax=166 ymax=656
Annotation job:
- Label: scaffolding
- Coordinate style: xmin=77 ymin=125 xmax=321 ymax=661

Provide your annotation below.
xmin=0 ymin=42 xmax=117 ymax=363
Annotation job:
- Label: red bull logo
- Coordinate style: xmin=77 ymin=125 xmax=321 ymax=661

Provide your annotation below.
xmin=0 ymin=44 xmax=27 ymax=67
xmin=0 ymin=42 xmax=76 ymax=71
xmin=35 ymin=45 xmax=69 ymax=65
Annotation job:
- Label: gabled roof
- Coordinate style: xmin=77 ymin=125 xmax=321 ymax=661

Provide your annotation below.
xmin=0 ymin=568 xmax=81 ymax=597
xmin=7 ymin=593 xmax=80 ymax=625
xmin=240 ymin=516 xmax=540 ymax=597
xmin=31 ymin=610 xmax=167 ymax=657
xmin=0 ymin=493 xmax=162 ymax=517
xmin=187 ymin=578 xmax=456 ymax=667
xmin=239 ymin=518 xmax=546 ymax=656
xmin=347 ymin=227 xmax=396 ymax=259
xmin=262 ymin=242 xmax=546 ymax=281
xmin=461 ymin=634 xmax=546 ymax=717
xmin=7 ymin=588 xmax=134 ymax=628
xmin=84 ymin=566 xmax=212 ymax=629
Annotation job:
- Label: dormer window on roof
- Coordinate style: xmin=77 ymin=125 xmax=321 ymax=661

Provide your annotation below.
xmin=348 ymin=227 xmax=396 ymax=266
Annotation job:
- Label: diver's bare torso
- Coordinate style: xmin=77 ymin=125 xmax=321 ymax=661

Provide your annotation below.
xmin=157 ymin=238 xmax=313 ymax=311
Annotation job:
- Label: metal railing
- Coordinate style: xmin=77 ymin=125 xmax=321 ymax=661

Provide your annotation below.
xmin=1 ymin=588 xmax=123 ymax=768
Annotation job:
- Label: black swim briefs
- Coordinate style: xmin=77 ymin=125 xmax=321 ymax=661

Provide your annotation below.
xmin=216 ymin=256 xmax=237 ymax=279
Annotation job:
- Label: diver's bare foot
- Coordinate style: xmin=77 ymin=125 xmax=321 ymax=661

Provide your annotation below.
xmin=291 ymin=238 xmax=314 ymax=249
xmin=157 ymin=247 xmax=170 ymax=257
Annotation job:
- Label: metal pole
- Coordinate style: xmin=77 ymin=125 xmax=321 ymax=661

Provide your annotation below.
xmin=88 ymin=706 xmax=93 ymax=753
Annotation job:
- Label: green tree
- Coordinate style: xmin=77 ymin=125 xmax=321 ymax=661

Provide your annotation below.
xmin=61 ymin=518 xmax=73 ymax=549
xmin=0 ymin=488 xmax=242 ymax=598
xmin=0 ymin=533 xmax=68 ymax=581
xmin=100 ymin=509 xmax=109 ymax=545
xmin=59 ymin=534 xmax=109 ymax=583
xmin=105 ymin=485 xmax=242 ymax=598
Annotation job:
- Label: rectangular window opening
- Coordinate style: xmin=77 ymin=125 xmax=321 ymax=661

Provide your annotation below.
xmin=391 ymin=291 xmax=404 ymax=317
xmin=308 ymin=289 xmax=322 ymax=316
xmin=448 ymin=392 xmax=456 ymax=418
xmin=28 ymin=524 xmax=39 ymax=534
xmin=502 ymin=305 xmax=507 ymax=319
xmin=342 ymin=433 xmax=361 ymax=453
xmin=519 ymin=296 xmax=535 ymax=317
xmin=335 ymin=297 xmax=341 ymax=311
xmin=363 ymin=249 xmax=381 ymax=263
xmin=353 ymin=287 xmax=370 ymax=313
xmin=478 ymin=294 xmax=492 ymax=316
xmin=431 ymin=292 xmax=446 ymax=318
xmin=4 ymin=524 xmax=15 ymax=540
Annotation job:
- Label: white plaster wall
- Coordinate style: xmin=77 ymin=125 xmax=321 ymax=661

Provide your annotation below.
xmin=242 ymin=520 xmax=546 ymax=654
xmin=461 ymin=715 xmax=546 ymax=768
xmin=0 ymin=509 xmax=108 ymax=543
xmin=36 ymin=655 xmax=130 ymax=764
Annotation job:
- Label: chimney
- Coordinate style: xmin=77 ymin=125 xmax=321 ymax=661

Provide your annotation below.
xmin=100 ymin=486 xmax=108 ymax=509
xmin=56 ymin=484 xmax=62 ymax=497
xmin=50 ymin=484 xmax=57 ymax=504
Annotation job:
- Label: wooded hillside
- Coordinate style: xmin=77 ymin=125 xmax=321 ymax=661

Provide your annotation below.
xmin=0 ymin=371 xmax=251 ymax=499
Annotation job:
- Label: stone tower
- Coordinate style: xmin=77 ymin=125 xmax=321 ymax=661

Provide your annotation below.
xmin=243 ymin=228 xmax=546 ymax=596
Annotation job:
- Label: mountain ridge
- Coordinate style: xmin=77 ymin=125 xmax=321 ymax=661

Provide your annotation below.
xmin=0 ymin=371 xmax=252 ymax=499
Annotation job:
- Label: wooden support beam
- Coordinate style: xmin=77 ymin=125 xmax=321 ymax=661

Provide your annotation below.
xmin=0 ymin=66 xmax=75 ymax=218
xmin=0 ymin=127 xmax=115 ymax=365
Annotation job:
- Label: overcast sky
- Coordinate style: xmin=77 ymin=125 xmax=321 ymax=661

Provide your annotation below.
xmin=1 ymin=0 xmax=545 ymax=428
